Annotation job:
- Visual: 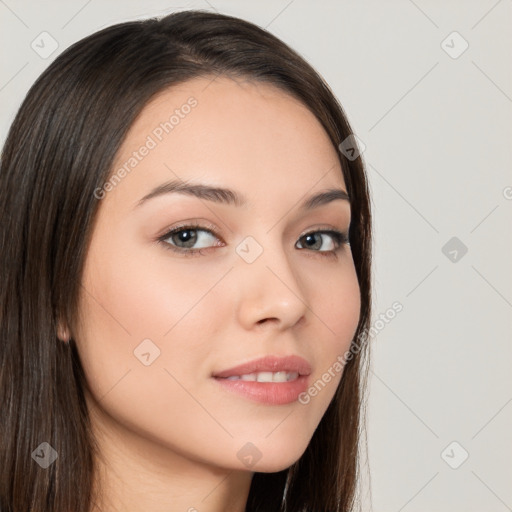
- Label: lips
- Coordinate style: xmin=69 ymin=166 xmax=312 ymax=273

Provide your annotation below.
xmin=212 ymin=355 xmax=312 ymax=405
xmin=212 ymin=355 xmax=312 ymax=379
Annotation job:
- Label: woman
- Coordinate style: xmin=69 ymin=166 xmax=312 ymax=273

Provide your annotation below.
xmin=0 ymin=10 xmax=372 ymax=512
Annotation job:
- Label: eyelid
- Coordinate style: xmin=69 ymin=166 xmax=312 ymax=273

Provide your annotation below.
xmin=297 ymin=224 xmax=350 ymax=242
xmin=156 ymin=219 xmax=221 ymax=240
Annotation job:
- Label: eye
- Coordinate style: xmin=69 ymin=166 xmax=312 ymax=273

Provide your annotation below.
xmin=296 ymin=230 xmax=349 ymax=255
xmin=156 ymin=223 xmax=350 ymax=258
xmin=158 ymin=222 xmax=223 ymax=257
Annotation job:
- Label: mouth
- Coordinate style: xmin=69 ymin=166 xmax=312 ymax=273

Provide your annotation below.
xmin=221 ymin=371 xmax=300 ymax=382
xmin=212 ymin=355 xmax=311 ymax=405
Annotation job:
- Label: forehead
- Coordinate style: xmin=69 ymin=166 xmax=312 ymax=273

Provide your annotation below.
xmin=108 ymin=75 xmax=347 ymax=211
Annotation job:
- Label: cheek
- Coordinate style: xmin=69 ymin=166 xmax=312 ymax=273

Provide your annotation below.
xmin=80 ymin=225 xmax=225 ymax=337
xmin=75 ymin=236 xmax=229 ymax=395
xmin=74 ymin=243 xmax=232 ymax=455
xmin=298 ymin=257 xmax=361 ymax=408
xmin=308 ymin=255 xmax=361 ymax=352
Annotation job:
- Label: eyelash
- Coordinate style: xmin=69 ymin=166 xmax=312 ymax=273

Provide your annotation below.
xmin=156 ymin=221 xmax=350 ymax=259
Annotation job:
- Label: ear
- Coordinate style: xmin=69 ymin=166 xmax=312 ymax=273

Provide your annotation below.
xmin=56 ymin=318 xmax=71 ymax=343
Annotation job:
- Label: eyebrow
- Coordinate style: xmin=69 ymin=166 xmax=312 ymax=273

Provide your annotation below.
xmin=134 ymin=179 xmax=350 ymax=211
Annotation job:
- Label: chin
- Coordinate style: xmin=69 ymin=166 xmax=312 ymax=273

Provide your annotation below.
xmin=248 ymin=453 xmax=303 ymax=473
xmin=239 ymin=439 xmax=310 ymax=473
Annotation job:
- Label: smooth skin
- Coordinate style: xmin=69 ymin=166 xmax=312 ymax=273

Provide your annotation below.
xmin=59 ymin=76 xmax=361 ymax=512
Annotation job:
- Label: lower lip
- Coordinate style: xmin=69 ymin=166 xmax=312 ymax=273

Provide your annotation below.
xmin=213 ymin=375 xmax=309 ymax=405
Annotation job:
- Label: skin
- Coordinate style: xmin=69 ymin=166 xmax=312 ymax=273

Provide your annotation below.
xmin=58 ymin=75 xmax=361 ymax=512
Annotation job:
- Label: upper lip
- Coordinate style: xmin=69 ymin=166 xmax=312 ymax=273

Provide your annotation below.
xmin=212 ymin=355 xmax=312 ymax=378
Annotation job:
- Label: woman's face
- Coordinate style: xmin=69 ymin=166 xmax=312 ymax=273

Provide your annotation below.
xmin=74 ymin=76 xmax=361 ymax=473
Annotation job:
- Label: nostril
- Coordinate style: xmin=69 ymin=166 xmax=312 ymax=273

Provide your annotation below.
xmin=257 ymin=317 xmax=276 ymax=325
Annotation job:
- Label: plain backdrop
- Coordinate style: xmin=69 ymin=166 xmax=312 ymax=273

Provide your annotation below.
xmin=1 ymin=1 xmax=511 ymax=511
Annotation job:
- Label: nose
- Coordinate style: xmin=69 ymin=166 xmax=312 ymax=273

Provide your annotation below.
xmin=234 ymin=241 xmax=309 ymax=331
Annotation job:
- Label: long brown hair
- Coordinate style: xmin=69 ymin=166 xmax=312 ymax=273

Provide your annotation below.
xmin=0 ymin=10 xmax=372 ymax=511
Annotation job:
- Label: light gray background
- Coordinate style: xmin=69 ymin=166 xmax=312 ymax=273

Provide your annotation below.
xmin=1 ymin=1 xmax=511 ymax=511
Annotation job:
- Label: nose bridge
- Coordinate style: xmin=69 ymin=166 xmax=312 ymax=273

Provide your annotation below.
xmin=233 ymin=229 xmax=309 ymax=328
